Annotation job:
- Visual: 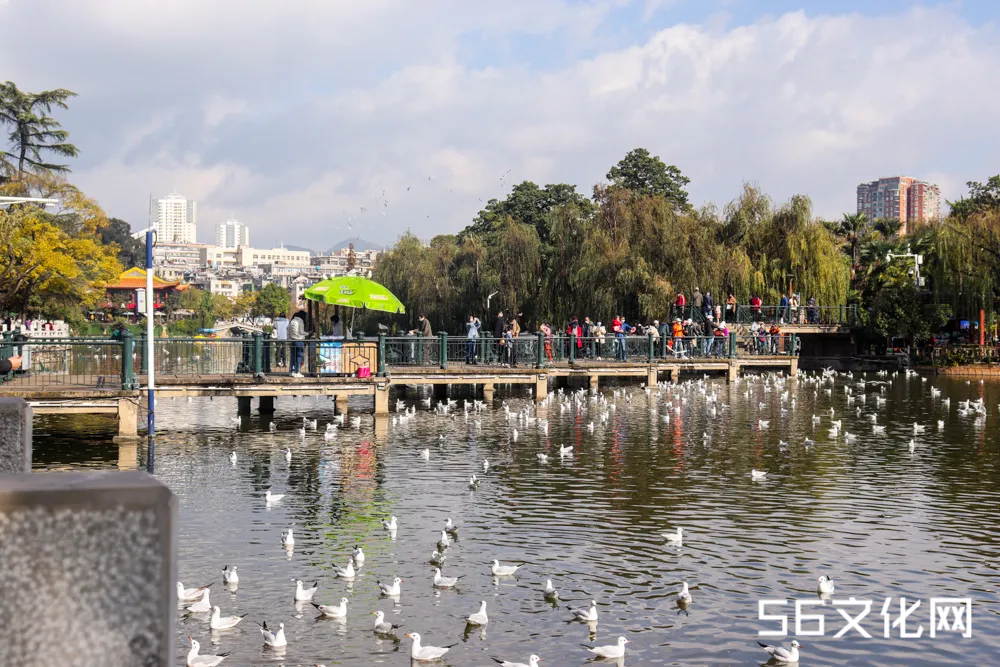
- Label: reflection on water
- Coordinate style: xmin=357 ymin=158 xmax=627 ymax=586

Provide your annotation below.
xmin=33 ymin=374 xmax=1000 ymax=666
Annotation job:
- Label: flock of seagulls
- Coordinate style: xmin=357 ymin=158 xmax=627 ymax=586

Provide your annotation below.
xmin=176 ymin=365 xmax=984 ymax=665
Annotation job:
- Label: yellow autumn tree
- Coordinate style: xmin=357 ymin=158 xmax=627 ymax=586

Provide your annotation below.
xmin=0 ymin=173 xmax=121 ymax=318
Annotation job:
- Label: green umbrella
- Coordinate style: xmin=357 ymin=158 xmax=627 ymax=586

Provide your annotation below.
xmin=303 ymin=276 xmax=406 ymax=314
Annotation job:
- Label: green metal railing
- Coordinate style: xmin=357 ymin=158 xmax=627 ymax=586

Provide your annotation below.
xmin=735 ymin=304 xmax=857 ymax=326
xmin=0 ymin=335 xmax=130 ymax=390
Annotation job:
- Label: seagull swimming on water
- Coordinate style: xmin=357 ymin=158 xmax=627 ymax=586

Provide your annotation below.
xmin=568 ymin=599 xmax=598 ymax=622
xmin=186 ymin=637 xmax=230 ymax=667
xmin=210 ymin=605 xmax=247 ymax=630
xmin=406 ymin=632 xmax=456 ymax=662
xmin=352 ymin=545 xmax=365 ymax=566
xmin=281 ymin=527 xmax=294 ymax=548
xmin=751 ymin=469 xmax=768 ymax=480
xmin=381 ymin=516 xmax=398 ymax=531
xmin=312 ymin=597 xmax=348 ymax=618
xmin=757 ymin=639 xmax=801 ymax=663
xmin=186 ymin=588 xmax=212 ymax=613
xmin=492 ymin=655 xmax=541 ymax=667
xmin=229 ymin=451 xmax=237 ymax=465
xmin=584 ymin=636 xmax=629 ymax=659
xmin=491 ymin=560 xmax=524 ymax=576
xmin=543 ymin=579 xmax=558 ymax=600
xmin=334 ymin=557 xmax=356 ymax=579
xmin=258 ymin=620 xmax=287 ymax=647
xmin=663 ymin=526 xmax=683 ymax=545
xmin=222 ymin=566 xmax=238 ymax=585
xmin=433 ymin=568 xmax=461 ymax=588
xmin=817 ymin=575 xmax=835 ymax=595
xmin=177 ymin=581 xmax=213 ymax=602
xmin=265 ymin=488 xmax=285 ymax=503
xmin=466 ymin=600 xmax=489 ymax=625
xmin=372 ymin=610 xmax=402 ymax=634
xmin=377 ymin=577 xmax=402 ymax=596
xmin=293 ymin=579 xmax=318 ymax=601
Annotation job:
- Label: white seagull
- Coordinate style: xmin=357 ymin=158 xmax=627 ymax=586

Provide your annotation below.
xmin=210 ymin=605 xmax=247 ymax=630
xmin=420 ymin=448 xmax=430 ymax=460
xmin=559 ymin=444 xmax=573 ymax=456
xmin=186 ymin=589 xmax=212 ymax=613
xmin=536 ymin=453 xmax=549 ymax=463
xmin=265 ymin=488 xmax=285 ymax=503
xmin=228 ymin=451 xmax=237 ymax=465
xmin=444 ymin=518 xmax=459 ymax=535
xmin=382 ymin=516 xmax=398 ymax=531
xmin=222 ymin=566 xmax=238 ymax=585
xmin=469 ymin=474 xmax=480 ymax=488
xmin=437 ymin=530 xmax=451 ymax=550
xmin=433 ymin=567 xmax=461 ymax=588
xmin=313 ymin=597 xmax=348 ymax=618
xmin=259 ymin=620 xmax=287 ymax=647
xmin=757 ymin=639 xmax=801 ymax=663
xmin=293 ymin=579 xmax=318 ymax=601
xmin=817 ymin=575 xmax=835 ymax=595
xmin=585 ymin=636 xmax=629 ymax=659
xmin=186 ymin=637 xmax=230 ymax=667
xmin=678 ymin=581 xmax=693 ymax=603
xmin=492 ymin=655 xmax=541 ymax=667
xmin=430 ymin=550 xmax=446 ymax=566
xmin=284 ymin=448 xmax=292 ymax=463
xmin=466 ymin=600 xmax=489 ymax=625
xmin=751 ymin=469 xmax=768 ymax=480
xmin=663 ymin=526 xmax=683 ymax=545
xmin=372 ymin=610 xmax=402 ymax=634
xmin=334 ymin=558 xmax=356 ymax=579
xmin=377 ymin=577 xmax=402 ymax=596
xmin=177 ymin=582 xmax=213 ymax=602
xmin=543 ymin=579 xmax=559 ymax=600
xmin=568 ymin=599 xmax=598 ymax=622
xmin=352 ymin=545 xmax=365 ymax=567
xmin=406 ymin=632 xmax=456 ymax=662
xmin=491 ymin=560 xmax=524 ymax=576
xmin=281 ymin=527 xmax=295 ymax=548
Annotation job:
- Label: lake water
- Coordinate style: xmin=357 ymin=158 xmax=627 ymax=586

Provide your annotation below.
xmin=33 ymin=372 xmax=1000 ymax=666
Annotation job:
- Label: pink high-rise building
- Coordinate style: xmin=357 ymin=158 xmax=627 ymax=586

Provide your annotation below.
xmin=856 ymin=176 xmax=940 ymax=234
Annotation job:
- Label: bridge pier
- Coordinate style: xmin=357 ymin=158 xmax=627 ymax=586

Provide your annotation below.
xmin=589 ymin=375 xmax=599 ymax=392
xmin=535 ymin=375 xmax=548 ymax=403
xmin=727 ymin=362 xmax=740 ymax=383
xmin=258 ymin=396 xmax=276 ymax=413
xmin=664 ymin=366 xmax=679 ymax=383
xmin=482 ymin=383 xmax=495 ymax=403
xmin=237 ymin=396 xmax=252 ymax=416
xmin=374 ymin=385 xmax=390 ymax=415
xmin=789 ymin=357 xmax=799 ymax=376
xmin=117 ymin=398 xmax=138 ymax=437
xmin=335 ymin=394 xmax=350 ymax=415
xmin=646 ymin=367 xmax=658 ymax=387
xmin=117 ymin=440 xmax=137 ymax=470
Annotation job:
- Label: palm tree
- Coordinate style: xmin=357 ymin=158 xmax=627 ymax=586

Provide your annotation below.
xmin=0 ymin=81 xmax=78 ymax=182
xmin=836 ymin=212 xmax=871 ymax=266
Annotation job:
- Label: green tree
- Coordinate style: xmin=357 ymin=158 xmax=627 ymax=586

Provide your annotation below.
xmin=0 ymin=81 xmax=78 ymax=182
xmin=948 ymin=175 xmax=1000 ymax=220
xmin=254 ymin=282 xmax=290 ymax=319
xmin=835 ymin=212 xmax=871 ymax=267
xmin=606 ymin=148 xmax=691 ymax=210
xmin=464 ymin=180 xmax=592 ymax=245
xmin=97 ymin=217 xmax=146 ymax=268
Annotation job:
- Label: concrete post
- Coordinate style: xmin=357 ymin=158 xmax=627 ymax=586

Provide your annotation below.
xmin=117 ymin=440 xmax=137 ymax=470
xmin=647 ymin=367 xmax=658 ymax=387
xmin=117 ymin=398 xmax=139 ymax=437
xmin=789 ymin=357 xmax=799 ymax=377
xmin=727 ymin=362 xmax=740 ymax=383
xmin=258 ymin=396 xmax=276 ymax=413
xmin=237 ymin=396 xmax=252 ymax=415
xmin=335 ymin=394 xmax=350 ymax=415
xmin=482 ymin=383 xmax=495 ymax=402
xmin=374 ymin=384 xmax=390 ymax=415
xmin=0 ymin=398 xmax=32 ymax=473
xmin=589 ymin=375 xmax=599 ymax=391
xmin=0 ymin=471 xmax=176 ymax=666
xmin=534 ymin=375 xmax=547 ymax=403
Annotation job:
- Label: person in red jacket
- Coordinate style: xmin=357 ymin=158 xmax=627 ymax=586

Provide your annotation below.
xmin=674 ymin=292 xmax=686 ymax=319
xmin=750 ymin=294 xmax=763 ymax=322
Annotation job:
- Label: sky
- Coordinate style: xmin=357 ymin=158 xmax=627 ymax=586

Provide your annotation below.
xmin=2 ymin=0 xmax=999 ymax=248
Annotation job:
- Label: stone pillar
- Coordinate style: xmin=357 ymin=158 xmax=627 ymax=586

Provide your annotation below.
xmin=789 ymin=357 xmax=799 ymax=377
xmin=727 ymin=362 xmax=740 ymax=383
xmin=534 ymin=375 xmax=548 ymax=403
xmin=117 ymin=440 xmax=137 ymax=470
xmin=589 ymin=375 xmax=599 ymax=391
xmin=335 ymin=394 xmax=350 ymax=415
xmin=665 ymin=366 xmax=680 ymax=383
xmin=374 ymin=414 xmax=389 ymax=442
xmin=117 ymin=398 xmax=138 ymax=437
xmin=0 ymin=471 xmax=176 ymax=666
xmin=647 ymin=367 xmax=658 ymax=387
xmin=237 ymin=396 xmax=252 ymax=415
xmin=374 ymin=385 xmax=390 ymax=415
xmin=258 ymin=396 xmax=276 ymax=413
xmin=0 ymin=398 xmax=31 ymax=473
xmin=482 ymin=383 xmax=495 ymax=403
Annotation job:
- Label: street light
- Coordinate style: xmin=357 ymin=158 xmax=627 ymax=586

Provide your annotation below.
xmin=886 ymin=249 xmax=924 ymax=288
xmin=131 ymin=226 xmax=157 ymax=437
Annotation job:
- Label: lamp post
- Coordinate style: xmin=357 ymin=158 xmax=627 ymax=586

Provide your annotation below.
xmin=132 ymin=226 xmax=157 ymax=437
xmin=886 ymin=249 xmax=924 ymax=288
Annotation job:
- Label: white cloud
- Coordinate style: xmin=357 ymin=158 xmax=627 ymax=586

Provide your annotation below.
xmin=0 ymin=2 xmax=997 ymax=247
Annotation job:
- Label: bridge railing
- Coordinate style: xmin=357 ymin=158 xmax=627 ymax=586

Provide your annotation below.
xmin=735 ymin=304 xmax=857 ymax=326
xmin=0 ymin=336 xmax=130 ymax=390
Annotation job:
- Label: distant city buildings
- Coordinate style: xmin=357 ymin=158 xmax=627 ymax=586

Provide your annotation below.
xmin=311 ymin=246 xmax=380 ymax=274
xmin=151 ymin=192 xmax=197 ymax=243
xmin=856 ymin=176 xmax=941 ymax=234
xmin=215 ymin=218 xmax=250 ymax=248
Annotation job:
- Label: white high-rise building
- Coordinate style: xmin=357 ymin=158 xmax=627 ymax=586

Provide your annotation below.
xmin=215 ymin=218 xmax=250 ymax=248
xmin=151 ymin=192 xmax=197 ymax=243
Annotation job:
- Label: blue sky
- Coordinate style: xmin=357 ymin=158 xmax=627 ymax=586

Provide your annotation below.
xmin=1 ymin=0 xmax=998 ymax=246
